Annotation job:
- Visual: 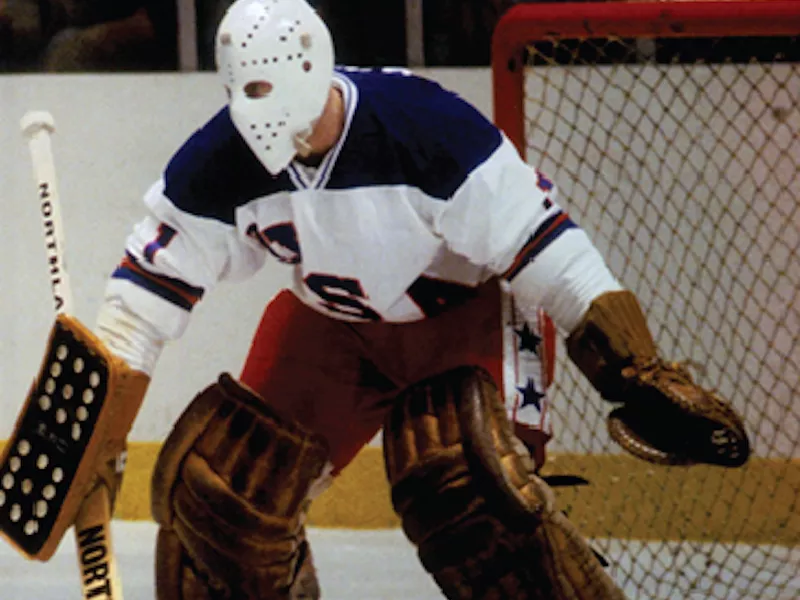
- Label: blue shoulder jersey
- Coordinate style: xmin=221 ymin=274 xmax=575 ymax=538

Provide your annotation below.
xmin=107 ymin=67 xmax=575 ymax=339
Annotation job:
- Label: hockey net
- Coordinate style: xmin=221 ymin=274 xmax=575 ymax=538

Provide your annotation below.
xmin=493 ymin=2 xmax=799 ymax=598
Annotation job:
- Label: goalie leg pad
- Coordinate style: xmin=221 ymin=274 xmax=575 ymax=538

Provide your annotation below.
xmin=151 ymin=373 xmax=329 ymax=599
xmin=0 ymin=314 xmax=148 ymax=560
xmin=384 ymin=366 xmax=626 ymax=600
xmin=155 ymin=527 xmax=321 ymax=600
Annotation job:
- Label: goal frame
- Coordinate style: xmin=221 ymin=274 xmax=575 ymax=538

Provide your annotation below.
xmin=492 ymin=0 xmax=800 ymax=156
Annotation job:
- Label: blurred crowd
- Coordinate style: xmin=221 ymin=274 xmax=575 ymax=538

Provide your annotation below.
xmin=0 ymin=0 xmax=177 ymax=70
xmin=0 ymin=0 xmax=518 ymax=71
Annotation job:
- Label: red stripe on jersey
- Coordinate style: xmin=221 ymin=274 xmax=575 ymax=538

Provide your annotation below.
xmin=502 ymin=212 xmax=571 ymax=279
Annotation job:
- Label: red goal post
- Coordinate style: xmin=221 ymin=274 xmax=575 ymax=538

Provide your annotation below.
xmin=494 ymin=0 xmax=800 ymax=154
xmin=491 ymin=3 xmax=799 ymax=600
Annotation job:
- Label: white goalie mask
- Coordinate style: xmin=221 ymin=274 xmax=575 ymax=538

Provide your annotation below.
xmin=215 ymin=0 xmax=334 ymax=174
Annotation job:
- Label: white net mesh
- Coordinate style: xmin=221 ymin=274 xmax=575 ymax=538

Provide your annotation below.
xmin=516 ymin=29 xmax=799 ymax=600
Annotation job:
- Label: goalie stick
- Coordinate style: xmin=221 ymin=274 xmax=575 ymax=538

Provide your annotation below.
xmin=10 ymin=111 xmax=124 ymax=600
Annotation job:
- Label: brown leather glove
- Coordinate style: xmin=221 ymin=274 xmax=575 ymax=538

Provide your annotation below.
xmin=567 ymin=291 xmax=750 ymax=467
xmin=384 ymin=366 xmax=627 ymax=599
xmin=0 ymin=314 xmax=148 ymax=560
xmin=151 ymin=374 xmax=329 ymax=599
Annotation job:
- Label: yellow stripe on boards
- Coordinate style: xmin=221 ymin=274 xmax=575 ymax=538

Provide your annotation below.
xmin=1 ymin=441 xmax=796 ymax=544
xmin=540 ymin=453 xmax=799 ymax=545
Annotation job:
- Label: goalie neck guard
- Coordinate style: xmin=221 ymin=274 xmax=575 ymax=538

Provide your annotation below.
xmin=215 ymin=0 xmax=335 ymax=175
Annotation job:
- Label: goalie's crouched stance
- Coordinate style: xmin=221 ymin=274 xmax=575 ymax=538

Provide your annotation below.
xmin=151 ymin=374 xmax=330 ymax=599
xmin=385 ymin=366 xmax=626 ymax=600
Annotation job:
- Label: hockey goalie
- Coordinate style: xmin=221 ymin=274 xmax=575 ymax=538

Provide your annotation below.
xmin=0 ymin=0 xmax=750 ymax=598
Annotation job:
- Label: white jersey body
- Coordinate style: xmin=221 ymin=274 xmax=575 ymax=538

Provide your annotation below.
xmin=107 ymin=67 xmax=574 ymax=343
xmin=101 ymin=66 xmax=587 ymax=443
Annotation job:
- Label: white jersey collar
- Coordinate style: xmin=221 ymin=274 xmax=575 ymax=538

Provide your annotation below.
xmin=288 ymin=71 xmax=358 ymax=190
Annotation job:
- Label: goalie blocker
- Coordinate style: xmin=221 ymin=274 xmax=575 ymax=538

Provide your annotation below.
xmin=0 ymin=314 xmax=148 ymax=560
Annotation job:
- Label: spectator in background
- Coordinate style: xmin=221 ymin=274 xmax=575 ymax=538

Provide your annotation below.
xmin=425 ymin=0 xmax=516 ymax=66
xmin=196 ymin=0 xmax=230 ymax=70
xmin=198 ymin=0 xmax=407 ymax=69
xmin=197 ymin=0 xmax=512 ymax=70
xmin=2 ymin=0 xmax=515 ymax=73
xmin=312 ymin=0 xmax=516 ymax=67
xmin=1 ymin=0 xmax=50 ymax=70
xmin=314 ymin=0 xmax=406 ymax=66
xmin=0 ymin=0 xmax=11 ymax=69
xmin=41 ymin=0 xmax=177 ymax=71
xmin=314 ymin=0 xmax=515 ymax=67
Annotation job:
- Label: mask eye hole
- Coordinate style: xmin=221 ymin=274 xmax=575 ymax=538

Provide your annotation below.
xmin=244 ymin=80 xmax=273 ymax=99
xmin=224 ymin=85 xmax=232 ymax=100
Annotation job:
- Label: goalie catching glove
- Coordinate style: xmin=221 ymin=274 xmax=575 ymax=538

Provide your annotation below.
xmin=0 ymin=314 xmax=148 ymax=560
xmin=567 ymin=290 xmax=750 ymax=467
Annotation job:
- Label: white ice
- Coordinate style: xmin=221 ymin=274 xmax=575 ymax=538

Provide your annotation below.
xmin=1 ymin=522 xmax=798 ymax=599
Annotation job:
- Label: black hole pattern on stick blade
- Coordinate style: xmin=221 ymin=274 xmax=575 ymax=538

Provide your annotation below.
xmin=0 ymin=321 xmax=109 ymax=555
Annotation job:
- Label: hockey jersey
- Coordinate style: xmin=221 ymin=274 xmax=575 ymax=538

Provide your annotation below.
xmin=107 ymin=67 xmax=575 ymax=340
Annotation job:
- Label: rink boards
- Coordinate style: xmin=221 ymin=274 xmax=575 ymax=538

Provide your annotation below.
xmin=2 ymin=441 xmax=787 ymax=544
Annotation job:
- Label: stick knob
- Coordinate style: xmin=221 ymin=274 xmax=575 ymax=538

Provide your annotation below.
xmin=20 ymin=111 xmax=56 ymax=139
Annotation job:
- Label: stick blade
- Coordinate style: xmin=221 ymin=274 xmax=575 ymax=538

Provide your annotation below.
xmin=20 ymin=111 xmax=56 ymax=138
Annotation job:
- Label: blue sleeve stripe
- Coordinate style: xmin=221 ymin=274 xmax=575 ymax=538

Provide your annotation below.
xmin=111 ymin=253 xmax=204 ymax=311
xmin=504 ymin=212 xmax=577 ymax=281
xmin=143 ymin=224 xmax=177 ymax=264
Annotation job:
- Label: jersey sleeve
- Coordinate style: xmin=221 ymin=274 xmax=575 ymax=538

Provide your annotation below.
xmin=436 ymin=135 xmax=623 ymax=333
xmin=435 ymin=135 xmax=576 ymax=277
xmin=104 ymin=178 xmax=266 ymax=340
